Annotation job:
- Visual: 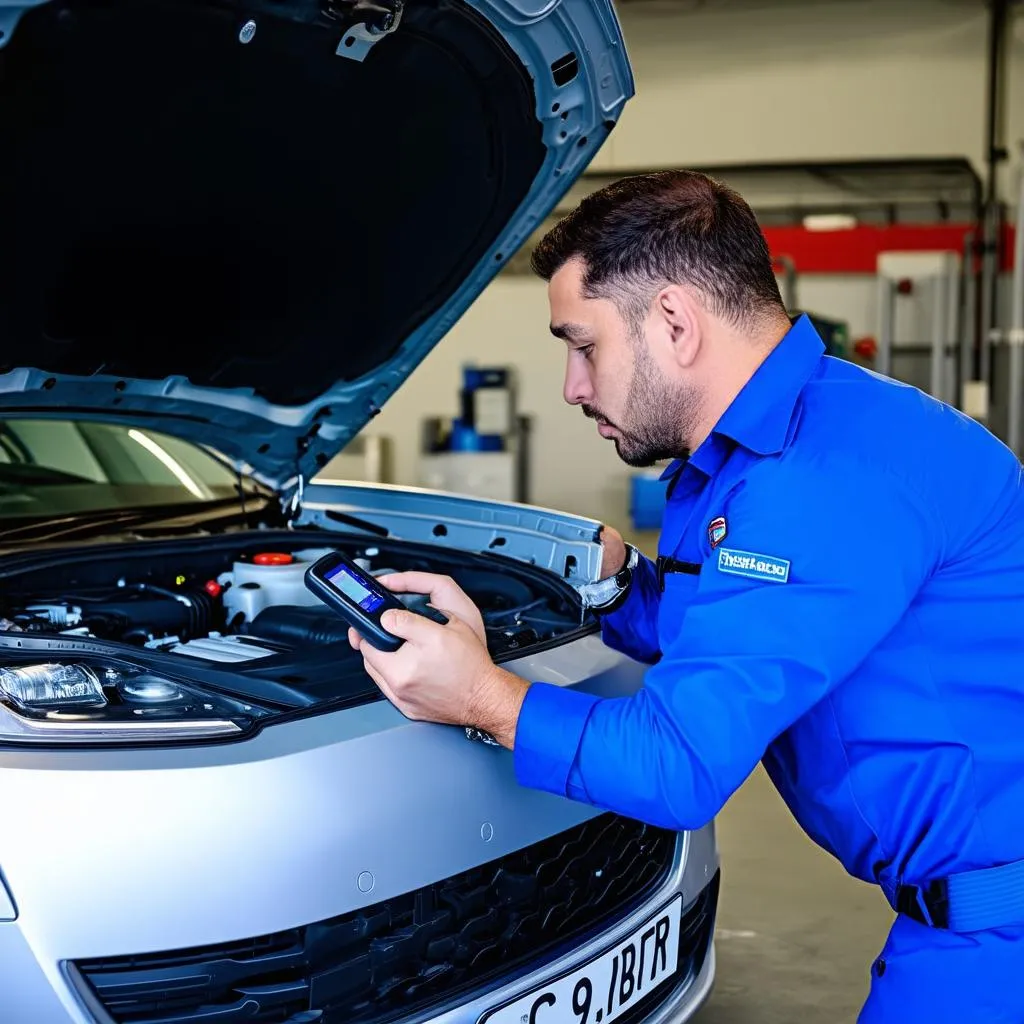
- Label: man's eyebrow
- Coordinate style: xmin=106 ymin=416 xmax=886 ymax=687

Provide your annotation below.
xmin=550 ymin=322 xmax=590 ymax=343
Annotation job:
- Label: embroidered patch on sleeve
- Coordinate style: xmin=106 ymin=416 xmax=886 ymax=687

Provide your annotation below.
xmin=717 ymin=547 xmax=790 ymax=583
xmin=708 ymin=516 xmax=728 ymax=549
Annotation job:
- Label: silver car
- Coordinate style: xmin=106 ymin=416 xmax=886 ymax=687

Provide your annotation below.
xmin=0 ymin=1 xmax=719 ymax=1022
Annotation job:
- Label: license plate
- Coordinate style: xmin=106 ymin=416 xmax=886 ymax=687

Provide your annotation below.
xmin=481 ymin=894 xmax=682 ymax=1024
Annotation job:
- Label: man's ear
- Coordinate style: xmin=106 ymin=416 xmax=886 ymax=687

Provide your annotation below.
xmin=653 ymin=285 xmax=702 ymax=369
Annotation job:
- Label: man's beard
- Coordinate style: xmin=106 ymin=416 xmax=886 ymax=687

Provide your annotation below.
xmin=585 ymin=342 xmax=695 ymax=468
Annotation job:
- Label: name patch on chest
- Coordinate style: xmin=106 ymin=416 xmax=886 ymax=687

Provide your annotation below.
xmin=717 ymin=547 xmax=790 ymax=583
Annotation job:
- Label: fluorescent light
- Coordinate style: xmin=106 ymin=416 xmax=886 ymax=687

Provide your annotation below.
xmin=802 ymin=214 xmax=858 ymax=232
xmin=128 ymin=429 xmax=205 ymax=499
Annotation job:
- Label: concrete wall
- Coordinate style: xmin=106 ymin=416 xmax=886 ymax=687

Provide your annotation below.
xmin=329 ymin=0 xmax=1024 ymax=530
xmin=596 ymin=0 xmax=1024 ymax=202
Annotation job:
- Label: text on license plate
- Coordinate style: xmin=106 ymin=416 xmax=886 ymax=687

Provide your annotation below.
xmin=483 ymin=894 xmax=682 ymax=1024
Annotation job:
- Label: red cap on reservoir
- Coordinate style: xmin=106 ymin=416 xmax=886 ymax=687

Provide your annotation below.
xmin=253 ymin=552 xmax=294 ymax=566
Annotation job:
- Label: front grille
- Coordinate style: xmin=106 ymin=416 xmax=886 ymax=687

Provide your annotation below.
xmin=74 ymin=814 xmax=677 ymax=1024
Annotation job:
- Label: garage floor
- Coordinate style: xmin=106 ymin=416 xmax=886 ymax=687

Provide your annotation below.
xmin=621 ymin=531 xmax=894 ymax=1022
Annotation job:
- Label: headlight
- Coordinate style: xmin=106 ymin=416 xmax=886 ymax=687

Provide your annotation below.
xmin=0 ymin=662 xmax=271 ymax=744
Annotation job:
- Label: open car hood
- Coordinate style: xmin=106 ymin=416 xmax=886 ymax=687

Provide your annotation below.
xmin=0 ymin=0 xmax=632 ymax=495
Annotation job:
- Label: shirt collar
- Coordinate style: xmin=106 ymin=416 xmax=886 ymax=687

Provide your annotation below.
xmin=657 ymin=313 xmax=825 ymax=483
xmin=659 ymin=458 xmax=685 ymax=482
xmin=714 ymin=312 xmax=824 ymax=456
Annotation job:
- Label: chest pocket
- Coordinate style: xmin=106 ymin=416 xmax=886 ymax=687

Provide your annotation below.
xmin=656 ymin=556 xmax=703 ymax=639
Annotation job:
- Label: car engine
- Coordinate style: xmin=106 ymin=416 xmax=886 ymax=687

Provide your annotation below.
xmin=0 ymin=533 xmax=589 ymax=672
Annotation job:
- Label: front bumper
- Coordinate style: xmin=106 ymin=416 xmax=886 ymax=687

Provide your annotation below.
xmin=0 ymin=829 xmax=718 ymax=1024
xmin=0 ymin=635 xmax=719 ymax=1023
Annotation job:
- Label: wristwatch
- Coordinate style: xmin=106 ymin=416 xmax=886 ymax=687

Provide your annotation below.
xmin=578 ymin=542 xmax=640 ymax=614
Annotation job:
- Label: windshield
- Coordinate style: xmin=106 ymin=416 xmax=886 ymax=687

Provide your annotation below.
xmin=0 ymin=419 xmax=243 ymax=519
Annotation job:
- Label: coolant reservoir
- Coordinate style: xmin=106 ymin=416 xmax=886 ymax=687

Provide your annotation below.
xmin=220 ymin=548 xmax=335 ymax=625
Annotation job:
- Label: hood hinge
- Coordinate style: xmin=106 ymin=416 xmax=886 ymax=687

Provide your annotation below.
xmin=330 ymin=0 xmax=404 ymax=61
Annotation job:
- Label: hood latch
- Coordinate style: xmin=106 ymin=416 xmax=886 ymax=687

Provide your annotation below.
xmin=285 ymin=471 xmax=306 ymax=526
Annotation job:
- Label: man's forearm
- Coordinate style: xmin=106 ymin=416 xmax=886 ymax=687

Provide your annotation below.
xmin=468 ymin=666 xmax=531 ymax=749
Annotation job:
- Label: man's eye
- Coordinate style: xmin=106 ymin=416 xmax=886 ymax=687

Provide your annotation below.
xmin=578 ymin=345 xmax=595 ymax=360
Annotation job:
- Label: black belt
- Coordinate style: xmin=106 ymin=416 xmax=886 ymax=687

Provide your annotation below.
xmin=894 ymin=879 xmax=951 ymax=928
xmin=656 ymin=555 xmax=701 ymax=590
xmin=889 ymin=856 xmax=1024 ymax=932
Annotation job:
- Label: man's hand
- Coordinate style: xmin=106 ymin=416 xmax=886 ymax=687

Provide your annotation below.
xmin=600 ymin=524 xmax=627 ymax=578
xmin=373 ymin=572 xmax=487 ymax=646
xmin=347 ymin=572 xmax=529 ymax=748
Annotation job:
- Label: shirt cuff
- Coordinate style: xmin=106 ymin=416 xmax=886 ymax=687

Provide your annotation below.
xmin=513 ymin=681 xmax=601 ymax=798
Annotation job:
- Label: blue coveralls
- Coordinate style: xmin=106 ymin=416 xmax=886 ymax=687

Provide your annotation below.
xmin=513 ymin=314 xmax=1024 ymax=1021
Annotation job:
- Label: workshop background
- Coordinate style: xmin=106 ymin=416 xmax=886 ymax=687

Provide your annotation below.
xmin=321 ymin=2 xmax=1024 ymax=1020
xmin=327 ymin=0 xmax=1024 ymax=530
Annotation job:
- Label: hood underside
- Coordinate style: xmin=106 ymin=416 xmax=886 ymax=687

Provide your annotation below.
xmin=0 ymin=0 xmax=632 ymax=491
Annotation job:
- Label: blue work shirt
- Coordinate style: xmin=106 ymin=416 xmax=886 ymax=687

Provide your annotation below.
xmin=514 ymin=313 xmax=1024 ymax=908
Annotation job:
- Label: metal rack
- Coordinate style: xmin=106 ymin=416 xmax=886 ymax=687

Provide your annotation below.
xmin=564 ymin=157 xmax=983 ymax=226
xmin=504 ymin=157 xmax=984 ymax=278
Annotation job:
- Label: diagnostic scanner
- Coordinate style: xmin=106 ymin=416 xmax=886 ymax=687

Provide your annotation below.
xmin=304 ymin=550 xmax=411 ymax=652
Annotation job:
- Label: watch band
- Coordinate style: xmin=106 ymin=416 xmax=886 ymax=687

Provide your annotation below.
xmin=578 ymin=543 xmax=639 ymax=613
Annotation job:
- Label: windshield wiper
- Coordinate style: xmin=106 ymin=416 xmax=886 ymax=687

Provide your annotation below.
xmin=0 ymin=508 xmax=154 ymax=543
xmin=0 ymin=465 xmax=97 ymax=486
xmin=0 ymin=495 xmax=274 ymax=544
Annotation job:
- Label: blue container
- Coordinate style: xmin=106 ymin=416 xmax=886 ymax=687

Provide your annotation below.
xmin=629 ymin=474 xmax=669 ymax=530
xmin=449 ymin=421 xmax=504 ymax=452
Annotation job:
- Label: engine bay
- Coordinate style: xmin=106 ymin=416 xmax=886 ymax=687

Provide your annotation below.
xmin=0 ymin=530 xmax=591 ymax=706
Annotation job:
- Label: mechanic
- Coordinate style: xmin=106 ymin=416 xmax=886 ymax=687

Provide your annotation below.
xmin=348 ymin=170 xmax=1024 ymax=1023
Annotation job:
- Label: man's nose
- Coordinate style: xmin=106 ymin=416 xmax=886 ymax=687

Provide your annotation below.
xmin=563 ymin=359 xmax=592 ymax=406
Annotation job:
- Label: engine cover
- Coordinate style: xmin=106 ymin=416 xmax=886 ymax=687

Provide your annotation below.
xmin=150 ymin=634 xmax=285 ymax=663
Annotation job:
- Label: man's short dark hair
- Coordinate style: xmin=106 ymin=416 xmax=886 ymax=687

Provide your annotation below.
xmin=530 ymin=169 xmax=786 ymax=331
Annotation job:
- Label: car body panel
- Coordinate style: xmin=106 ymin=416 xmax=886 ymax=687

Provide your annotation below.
xmin=0 ymin=636 xmax=636 ymax=956
xmin=297 ymin=479 xmax=606 ymax=584
xmin=0 ymin=837 xmax=718 ymax=1024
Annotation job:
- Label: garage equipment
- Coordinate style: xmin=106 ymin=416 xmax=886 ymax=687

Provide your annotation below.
xmin=774 ymin=255 xmax=798 ymax=312
xmin=1000 ymin=158 xmax=1024 ymax=457
xmin=418 ymin=365 xmax=531 ymax=502
xmin=876 ymin=250 xmax=962 ymax=404
xmin=630 ymin=471 xmax=671 ymax=531
xmin=798 ymin=311 xmax=850 ymax=359
xmin=773 ymin=254 xmax=851 ymax=360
